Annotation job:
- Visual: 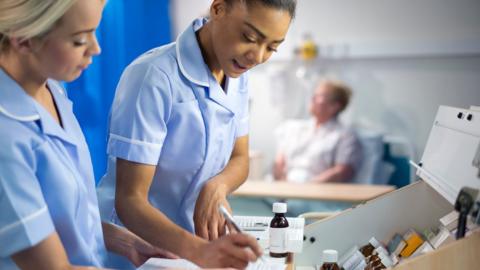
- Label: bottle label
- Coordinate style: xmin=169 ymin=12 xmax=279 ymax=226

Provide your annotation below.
xmin=269 ymin=227 xmax=288 ymax=253
xmin=342 ymin=250 xmax=364 ymax=269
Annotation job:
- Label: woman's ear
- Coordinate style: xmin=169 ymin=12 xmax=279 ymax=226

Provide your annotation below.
xmin=8 ymin=37 xmax=35 ymax=54
xmin=209 ymin=0 xmax=228 ymax=20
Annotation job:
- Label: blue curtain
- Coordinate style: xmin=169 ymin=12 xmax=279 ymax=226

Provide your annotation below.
xmin=66 ymin=0 xmax=172 ymax=182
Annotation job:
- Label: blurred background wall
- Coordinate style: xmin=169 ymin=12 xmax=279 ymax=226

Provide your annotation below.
xmin=173 ymin=0 xmax=480 ymax=177
xmin=69 ymin=0 xmax=480 ymax=181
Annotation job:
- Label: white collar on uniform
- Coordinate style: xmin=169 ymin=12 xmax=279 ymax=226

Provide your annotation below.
xmin=0 ymin=68 xmax=40 ymax=121
xmin=0 ymin=68 xmax=77 ymax=145
xmin=176 ymin=18 xmax=210 ymax=87
xmin=176 ymin=18 xmax=242 ymax=114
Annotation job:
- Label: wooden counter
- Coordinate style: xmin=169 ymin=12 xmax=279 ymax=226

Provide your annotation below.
xmin=232 ymin=180 xmax=395 ymax=203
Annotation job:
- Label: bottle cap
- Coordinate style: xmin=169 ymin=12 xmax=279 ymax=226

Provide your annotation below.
xmin=375 ymin=246 xmax=388 ymax=256
xmin=379 ymin=252 xmax=393 ymax=267
xmin=369 ymin=237 xmax=380 ymax=248
xmin=322 ymin=249 xmax=338 ymax=263
xmin=272 ymin=202 xmax=287 ymax=213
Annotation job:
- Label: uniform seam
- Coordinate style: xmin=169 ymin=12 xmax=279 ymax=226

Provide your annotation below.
xmin=0 ymin=206 xmax=48 ymax=237
xmin=109 ymin=133 xmax=163 ymax=149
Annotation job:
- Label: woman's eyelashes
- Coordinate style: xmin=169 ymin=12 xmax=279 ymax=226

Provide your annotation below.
xmin=243 ymin=33 xmax=256 ymax=43
xmin=73 ymin=40 xmax=87 ymax=47
xmin=268 ymin=46 xmax=278 ymax=53
xmin=72 ymin=32 xmax=96 ymax=47
xmin=72 ymin=35 xmax=88 ymax=46
xmin=242 ymin=33 xmax=278 ymax=53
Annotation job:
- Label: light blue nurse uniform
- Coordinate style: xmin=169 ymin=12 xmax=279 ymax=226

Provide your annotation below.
xmin=0 ymin=69 xmax=108 ymax=269
xmin=97 ymin=18 xmax=250 ymax=233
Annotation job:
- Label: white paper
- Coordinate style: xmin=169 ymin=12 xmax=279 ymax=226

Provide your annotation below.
xmin=138 ymin=257 xmax=286 ymax=270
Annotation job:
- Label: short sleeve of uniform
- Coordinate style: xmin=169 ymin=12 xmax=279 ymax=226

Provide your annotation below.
xmin=107 ymin=64 xmax=173 ymax=165
xmin=0 ymin=134 xmax=55 ymax=257
xmin=234 ymin=75 xmax=249 ymax=138
xmin=335 ymin=129 xmax=363 ymax=170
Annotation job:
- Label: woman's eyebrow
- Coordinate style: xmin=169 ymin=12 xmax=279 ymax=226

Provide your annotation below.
xmin=71 ymin=28 xmax=95 ymax=36
xmin=244 ymin=21 xmax=285 ymax=44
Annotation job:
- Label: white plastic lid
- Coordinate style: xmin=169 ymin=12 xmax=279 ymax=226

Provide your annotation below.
xmin=379 ymin=252 xmax=393 ymax=267
xmin=272 ymin=202 xmax=287 ymax=213
xmin=322 ymin=249 xmax=338 ymax=263
xmin=369 ymin=237 xmax=380 ymax=248
xmin=375 ymin=245 xmax=388 ymax=256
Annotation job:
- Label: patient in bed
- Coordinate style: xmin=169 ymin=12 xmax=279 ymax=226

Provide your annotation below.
xmin=273 ymin=79 xmax=363 ymax=184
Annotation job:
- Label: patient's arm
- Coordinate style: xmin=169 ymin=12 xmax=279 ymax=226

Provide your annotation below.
xmin=310 ymin=164 xmax=354 ymax=183
xmin=273 ymin=153 xmax=287 ymax=180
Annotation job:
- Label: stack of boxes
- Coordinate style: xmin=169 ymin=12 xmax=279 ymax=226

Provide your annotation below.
xmin=335 ymin=209 xmax=479 ymax=269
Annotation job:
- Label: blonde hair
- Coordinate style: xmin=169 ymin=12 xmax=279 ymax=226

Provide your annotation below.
xmin=0 ymin=0 xmax=77 ymax=52
xmin=323 ymin=79 xmax=352 ymax=114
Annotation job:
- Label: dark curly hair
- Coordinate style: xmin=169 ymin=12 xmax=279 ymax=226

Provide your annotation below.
xmin=224 ymin=0 xmax=297 ymax=19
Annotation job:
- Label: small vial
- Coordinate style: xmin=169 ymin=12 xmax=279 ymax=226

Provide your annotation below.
xmin=378 ymin=252 xmax=393 ymax=268
xmin=320 ymin=250 xmax=340 ymax=270
xmin=339 ymin=245 xmax=361 ymax=269
xmin=352 ymin=259 xmax=366 ymax=270
xmin=341 ymin=249 xmax=364 ymax=270
xmin=367 ymin=260 xmax=386 ymax=270
xmin=366 ymin=250 xmax=391 ymax=270
xmin=359 ymin=237 xmax=381 ymax=257
xmin=366 ymin=250 xmax=383 ymax=267
xmin=269 ymin=202 xmax=289 ymax=258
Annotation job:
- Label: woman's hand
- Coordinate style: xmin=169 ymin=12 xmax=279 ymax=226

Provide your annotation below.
xmin=194 ymin=136 xmax=250 ymax=241
xmin=194 ymin=179 xmax=231 ymax=240
xmin=192 ymin=233 xmax=263 ymax=269
xmin=125 ymin=233 xmax=179 ymax=266
xmin=102 ymin=223 xmax=178 ymax=267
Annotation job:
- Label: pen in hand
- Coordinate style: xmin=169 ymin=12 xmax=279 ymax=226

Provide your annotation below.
xmin=219 ymin=205 xmax=266 ymax=262
xmin=219 ymin=205 xmax=242 ymax=233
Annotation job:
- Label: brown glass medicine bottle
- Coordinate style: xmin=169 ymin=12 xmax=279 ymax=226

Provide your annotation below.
xmin=359 ymin=237 xmax=381 ymax=257
xmin=269 ymin=202 xmax=289 ymax=258
xmin=320 ymin=250 xmax=340 ymax=270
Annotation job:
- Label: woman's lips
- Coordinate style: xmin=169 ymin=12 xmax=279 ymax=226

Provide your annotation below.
xmin=233 ymin=59 xmax=248 ymax=71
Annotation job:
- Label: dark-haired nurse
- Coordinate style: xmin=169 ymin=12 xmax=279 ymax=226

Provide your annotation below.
xmin=97 ymin=0 xmax=297 ymax=268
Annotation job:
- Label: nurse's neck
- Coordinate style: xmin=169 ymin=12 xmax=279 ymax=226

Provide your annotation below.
xmin=196 ymin=24 xmax=227 ymax=91
xmin=0 ymin=52 xmax=49 ymax=99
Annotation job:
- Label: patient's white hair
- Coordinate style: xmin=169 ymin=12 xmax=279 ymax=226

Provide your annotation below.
xmin=322 ymin=79 xmax=352 ymax=114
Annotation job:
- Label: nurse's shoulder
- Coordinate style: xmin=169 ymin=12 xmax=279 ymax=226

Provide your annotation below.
xmin=123 ymin=42 xmax=180 ymax=83
xmin=114 ymin=41 xmax=189 ymax=105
